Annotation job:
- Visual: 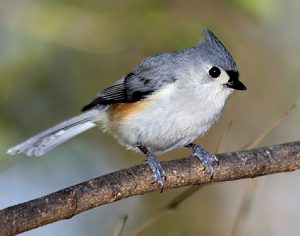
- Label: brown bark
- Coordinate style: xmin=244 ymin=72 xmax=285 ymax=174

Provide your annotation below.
xmin=0 ymin=141 xmax=300 ymax=236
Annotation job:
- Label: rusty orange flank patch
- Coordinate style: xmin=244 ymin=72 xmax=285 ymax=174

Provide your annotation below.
xmin=108 ymin=100 xmax=151 ymax=122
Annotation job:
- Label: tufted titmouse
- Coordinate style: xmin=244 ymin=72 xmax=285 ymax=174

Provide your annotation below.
xmin=7 ymin=28 xmax=246 ymax=190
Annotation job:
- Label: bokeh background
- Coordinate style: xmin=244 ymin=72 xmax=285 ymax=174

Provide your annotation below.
xmin=1 ymin=0 xmax=300 ymax=235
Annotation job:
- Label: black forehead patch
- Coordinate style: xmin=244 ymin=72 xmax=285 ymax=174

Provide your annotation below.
xmin=226 ymin=70 xmax=239 ymax=80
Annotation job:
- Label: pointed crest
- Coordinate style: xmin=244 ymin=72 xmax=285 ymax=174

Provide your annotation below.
xmin=200 ymin=28 xmax=237 ymax=69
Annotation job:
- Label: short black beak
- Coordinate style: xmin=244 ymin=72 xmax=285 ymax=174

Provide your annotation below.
xmin=225 ymin=70 xmax=247 ymax=90
xmin=225 ymin=78 xmax=247 ymax=90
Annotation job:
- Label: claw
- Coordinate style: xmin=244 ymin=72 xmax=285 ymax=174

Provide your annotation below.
xmin=212 ymin=154 xmax=219 ymax=166
xmin=185 ymin=143 xmax=218 ymax=177
xmin=146 ymin=152 xmax=166 ymax=192
xmin=138 ymin=144 xmax=166 ymax=192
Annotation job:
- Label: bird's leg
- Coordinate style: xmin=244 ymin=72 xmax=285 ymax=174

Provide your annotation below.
xmin=137 ymin=144 xmax=166 ymax=192
xmin=185 ymin=143 xmax=218 ymax=177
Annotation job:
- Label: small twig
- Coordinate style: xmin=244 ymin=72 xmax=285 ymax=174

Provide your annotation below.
xmin=133 ymin=207 xmax=171 ymax=236
xmin=0 ymin=141 xmax=300 ymax=236
xmin=113 ymin=215 xmax=128 ymax=236
xmin=231 ymin=180 xmax=259 ymax=236
xmin=243 ymin=100 xmax=299 ymax=150
xmin=216 ymin=120 xmax=233 ymax=153
xmin=231 ymin=100 xmax=300 ymax=236
xmin=132 ymin=185 xmax=204 ymax=236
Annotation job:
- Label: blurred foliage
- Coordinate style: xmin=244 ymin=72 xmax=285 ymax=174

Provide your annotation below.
xmin=230 ymin=0 xmax=279 ymax=20
xmin=0 ymin=0 xmax=300 ymax=235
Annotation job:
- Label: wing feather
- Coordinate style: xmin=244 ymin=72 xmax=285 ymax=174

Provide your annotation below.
xmin=82 ymin=52 xmax=178 ymax=111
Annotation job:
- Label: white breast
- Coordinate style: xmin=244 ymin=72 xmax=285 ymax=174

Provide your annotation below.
xmin=103 ymin=81 xmax=231 ymax=153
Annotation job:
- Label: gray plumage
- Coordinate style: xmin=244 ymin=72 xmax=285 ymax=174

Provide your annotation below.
xmin=7 ymin=28 xmax=246 ymax=160
xmin=7 ymin=109 xmax=103 ymax=156
xmin=198 ymin=28 xmax=237 ymax=70
xmin=82 ymin=29 xmax=237 ymax=111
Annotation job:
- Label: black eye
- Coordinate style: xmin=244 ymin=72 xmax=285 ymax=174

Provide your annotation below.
xmin=209 ymin=66 xmax=221 ymax=78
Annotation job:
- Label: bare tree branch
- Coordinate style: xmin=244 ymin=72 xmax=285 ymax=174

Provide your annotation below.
xmin=0 ymin=141 xmax=300 ymax=236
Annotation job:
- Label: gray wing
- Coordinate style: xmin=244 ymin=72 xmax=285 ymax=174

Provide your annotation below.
xmin=81 ymin=52 xmax=178 ymax=111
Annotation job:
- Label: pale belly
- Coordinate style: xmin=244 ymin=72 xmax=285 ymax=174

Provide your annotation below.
xmin=102 ymin=96 xmax=224 ymax=153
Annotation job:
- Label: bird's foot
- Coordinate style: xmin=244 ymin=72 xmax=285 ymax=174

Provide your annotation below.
xmin=137 ymin=145 xmax=166 ymax=192
xmin=146 ymin=152 xmax=166 ymax=192
xmin=185 ymin=143 xmax=218 ymax=178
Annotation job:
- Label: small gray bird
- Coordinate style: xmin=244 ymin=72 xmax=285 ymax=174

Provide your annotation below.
xmin=7 ymin=28 xmax=246 ymax=190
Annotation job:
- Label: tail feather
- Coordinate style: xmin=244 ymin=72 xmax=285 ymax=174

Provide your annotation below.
xmin=7 ymin=109 xmax=102 ymax=156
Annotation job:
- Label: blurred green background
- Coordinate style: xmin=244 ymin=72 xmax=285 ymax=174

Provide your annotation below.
xmin=1 ymin=0 xmax=300 ymax=235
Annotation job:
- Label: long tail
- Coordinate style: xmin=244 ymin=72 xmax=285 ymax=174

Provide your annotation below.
xmin=7 ymin=109 xmax=104 ymax=157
